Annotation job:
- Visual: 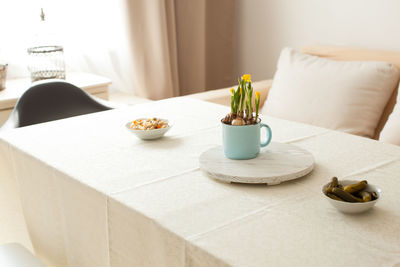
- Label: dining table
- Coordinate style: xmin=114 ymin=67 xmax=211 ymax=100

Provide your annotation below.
xmin=0 ymin=97 xmax=399 ymax=267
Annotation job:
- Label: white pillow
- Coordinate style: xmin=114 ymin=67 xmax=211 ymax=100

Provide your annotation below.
xmin=379 ymin=84 xmax=400 ymax=145
xmin=262 ymin=48 xmax=400 ymax=138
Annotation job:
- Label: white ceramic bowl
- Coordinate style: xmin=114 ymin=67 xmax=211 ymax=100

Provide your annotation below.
xmin=322 ymin=180 xmax=381 ymax=214
xmin=125 ymin=119 xmax=172 ymax=140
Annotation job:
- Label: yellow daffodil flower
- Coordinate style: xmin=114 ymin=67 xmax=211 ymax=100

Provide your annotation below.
xmin=230 ymin=88 xmax=234 ymax=95
xmin=255 ymin=91 xmax=260 ymax=99
xmin=241 ymin=74 xmax=251 ymax=82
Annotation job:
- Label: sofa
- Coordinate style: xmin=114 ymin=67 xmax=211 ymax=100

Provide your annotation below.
xmin=188 ymin=44 xmax=400 ymax=144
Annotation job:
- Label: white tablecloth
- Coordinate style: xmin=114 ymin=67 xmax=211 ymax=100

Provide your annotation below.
xmin=1 ymin=98 xmax=400 ymax=267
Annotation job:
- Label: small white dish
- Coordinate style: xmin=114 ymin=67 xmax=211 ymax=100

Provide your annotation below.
xmin=125 ymin=118 xmax=172 ymax=140
xmin=322 ymin=180 xmax=381 ymax=214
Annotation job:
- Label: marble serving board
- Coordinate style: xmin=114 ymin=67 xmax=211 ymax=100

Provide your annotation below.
xmin=199 ymin=142 xmax=314 ymax=184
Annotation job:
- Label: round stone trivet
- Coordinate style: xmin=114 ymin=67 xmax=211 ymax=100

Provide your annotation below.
xmin=199 ymin=142 xmax=314 ymax=185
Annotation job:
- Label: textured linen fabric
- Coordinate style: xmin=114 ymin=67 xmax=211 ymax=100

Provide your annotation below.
xmin=300 ymin=44 xmax=400 ymax=139
xmin=262 ymin=47 xmax=400 ymax=138
xmin=1 ymin=98 xmax=400 ymax=266
xmin=380 ymin=84 xmax=400 ymax=145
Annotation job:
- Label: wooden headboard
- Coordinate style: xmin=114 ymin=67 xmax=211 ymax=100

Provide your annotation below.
xmin=301 ymin=44 xmax=400 ymax=139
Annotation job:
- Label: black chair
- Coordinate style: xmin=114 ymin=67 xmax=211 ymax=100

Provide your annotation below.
xmin=1 ymin=81 xmax=113 ymax=130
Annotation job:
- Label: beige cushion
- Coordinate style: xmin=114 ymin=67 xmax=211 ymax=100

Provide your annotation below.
xmin=379 ymin=84 xmax=400 ymax=145
xmin=262 ymin=48 xmax=400 ymax=138
xmin=301 ymin=44 xmax=400 ymax=139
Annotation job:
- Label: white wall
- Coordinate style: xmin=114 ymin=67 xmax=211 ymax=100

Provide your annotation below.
xmin=235 ymin=0 xmax=400 ymax=81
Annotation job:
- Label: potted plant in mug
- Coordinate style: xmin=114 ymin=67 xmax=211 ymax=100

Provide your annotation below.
xmin=221 ymin=74 xmax=272 ymax=159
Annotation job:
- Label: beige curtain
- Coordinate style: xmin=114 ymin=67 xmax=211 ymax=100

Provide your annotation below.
xmin=124 ymin=0 xmax=235 ymax=100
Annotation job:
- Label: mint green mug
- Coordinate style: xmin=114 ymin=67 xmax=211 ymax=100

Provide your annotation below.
xmin=222 ymin=121 xmax=272 ymax=160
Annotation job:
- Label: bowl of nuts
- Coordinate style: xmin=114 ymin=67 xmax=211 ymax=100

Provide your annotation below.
xmin=126 ymin=118 xmax=172 ymax=140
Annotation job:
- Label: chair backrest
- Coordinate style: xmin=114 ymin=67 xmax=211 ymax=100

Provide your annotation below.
xmin=1 ymin=81 xmax=112 ymax=130
xmin=301 ymin=45 xmax=400 ymax=139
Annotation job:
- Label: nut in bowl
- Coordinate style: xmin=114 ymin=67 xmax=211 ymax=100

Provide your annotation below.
xmin=322 ymin=178 xmax=381 ymax=214
xmin=126 ymin=118 xmax=172 ymax=140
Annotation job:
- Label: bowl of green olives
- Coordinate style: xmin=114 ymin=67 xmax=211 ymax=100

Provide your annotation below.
xmin=322 ymin=177 xmax=381 ymax=213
